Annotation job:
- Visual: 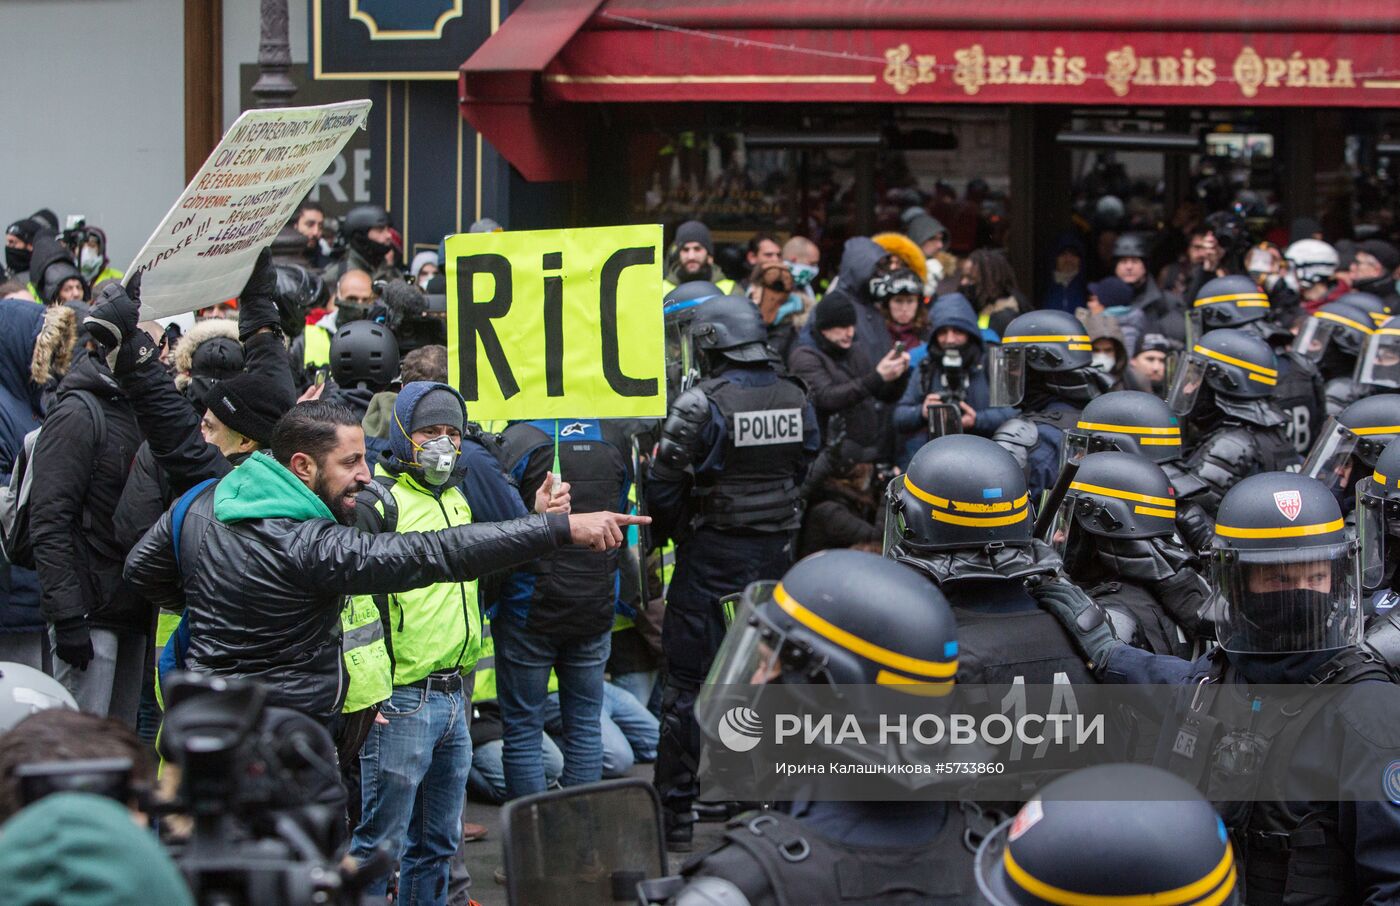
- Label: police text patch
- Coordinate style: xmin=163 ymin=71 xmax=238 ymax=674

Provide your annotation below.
xmin=733 ymin=409 xmax=802 ymax=447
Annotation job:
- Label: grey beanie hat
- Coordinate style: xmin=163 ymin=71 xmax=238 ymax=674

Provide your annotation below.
xmin=410 ymin=387 xmax=465 ymax=433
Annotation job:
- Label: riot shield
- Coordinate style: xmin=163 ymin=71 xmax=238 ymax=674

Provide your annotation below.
xmin=501 ymin=778 xmax=666 ymax=906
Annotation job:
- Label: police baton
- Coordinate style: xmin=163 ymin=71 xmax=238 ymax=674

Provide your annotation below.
xmin=1033 ymin=459 xmax=1079 ymax=541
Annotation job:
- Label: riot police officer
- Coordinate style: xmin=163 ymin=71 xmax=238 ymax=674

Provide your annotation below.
xmin=1034 ymin=472 xmax=1400 ymax=904
xmin=1166 ymin=328 xmax=1301 ymax=516
xmin=885 ymin=434 xmax=1092 ymax=685
xmin=662 ymin=280 xmax=724 ymax=404
xmin=1336 ymin=289 xmax=1392 ymax=329
xmin=1291 ymin=300 xmax=1376 ymax=414
xmin=1189 ymin=274 xmax=1325 ymax=454
xmin=647 ymin=294 xmax=817 ymax=850
xmin=988 ymin=309 xmax=1110 ymax=499
xmin=1063 ymin=389 xmax=1215 ymax=552
xmin=1053 ymin=452 xmax=1208 ymax=655
xmin=1302 ymin=393 xmax=1400 ymax=513
xmin=645 ymin=549 xmax=979 ymax=905
xmin=975 ymin=764 xmax=1239 ymax=906
xmin=324 ymin=204 xmax=398 ymax=283
xmin=1355 ymin=315 xmax=1400 ymax=397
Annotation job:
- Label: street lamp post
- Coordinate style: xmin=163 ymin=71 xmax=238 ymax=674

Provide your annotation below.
xmin=251 ymin=0 xmax=297 ymax=109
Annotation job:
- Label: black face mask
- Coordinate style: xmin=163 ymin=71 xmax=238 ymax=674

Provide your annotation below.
xmin=349 ymin=232 xmax=393 ymax=268
xmin=5 ymin=245 xmax=30 ymax=274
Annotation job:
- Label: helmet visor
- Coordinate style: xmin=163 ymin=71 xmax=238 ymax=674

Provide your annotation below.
xmin=1166 ymin=353 xmax=1209 ymax=416
xmin=1059 ymin=430 xmax=1141 ymax=470
xmin=1300 ymin=417 xmax=1360 ymax=492
xmin=665 ymin=318 xmax=700 ymax=399
xmin=1210 ymin=545 xmax=1362 ymax=654
xmin=1185 ymin=308 xmax=1206 ymax=349
xmin=694 ymin=582 xmax=781 ymax=732
xmin=1291 ymin=317 xmax=1341 ymax=364
xmin=1357 ymin=483 xmax=1388 ymax=590
xmin=987 ymin=344 xmax=1026 ymax=408
xmin=882 ymin=481 xmax=908 ymax=557
xmin=1355 ymin=331 xmax=1400 ymax=390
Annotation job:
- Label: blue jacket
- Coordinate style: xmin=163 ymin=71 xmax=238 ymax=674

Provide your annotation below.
xmin=0 ymin=300 xmax=47 ymax=632
xmin=892 ymin=294 xmax=1014 ymax=468
xmin=1038 ymin=233 xmax=1089 ymax=314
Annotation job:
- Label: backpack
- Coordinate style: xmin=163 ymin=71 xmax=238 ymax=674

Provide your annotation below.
xmin=0 ymin=391 xmax=106 ymax=570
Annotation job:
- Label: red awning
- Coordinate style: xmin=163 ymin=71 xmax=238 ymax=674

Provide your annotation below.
xmin=461 ymin=0 xmax=1400 ymax=181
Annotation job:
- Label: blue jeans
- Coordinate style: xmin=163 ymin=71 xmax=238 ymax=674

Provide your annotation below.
xmin=468 ymin=736 xmax=565 ymax=804
xmin=351 ymin=685 xmax=472 ymax=905
xmin=611 ymin=670 xmax=658 ymax=712
xmin=494 ymin=620 xmax=610 ymax=798
xmin=545 ymin=682 xmax=659 ymax=777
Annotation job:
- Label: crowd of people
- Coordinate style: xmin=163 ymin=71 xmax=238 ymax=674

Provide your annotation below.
xmin=0 ymin=190 xmax=1398 ymax=904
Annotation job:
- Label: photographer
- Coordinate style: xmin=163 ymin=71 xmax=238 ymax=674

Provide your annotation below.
xmin=892 ymin=292 xmax=1012 ymax=467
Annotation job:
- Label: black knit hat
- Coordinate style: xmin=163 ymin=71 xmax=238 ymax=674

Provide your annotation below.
xmin=203 ymin=373 xmax=295 ymax=447
xmin=1359 ymin=239 xmax=1400 ymax=275
xmin=674 ymin=220 xmax=713 ymax=255
xmin=813 ymin=292 xmax=858 ymax=331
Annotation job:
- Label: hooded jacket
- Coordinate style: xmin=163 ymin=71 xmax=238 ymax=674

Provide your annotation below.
xmin=0 ymin=300 xmax=58 ymax=633
xmin=27 ymin=235 xmax=87 ymax=305
xmin=816 ymin=237 xmax=893 ymax=368
xmin=1040 ymin=233 xmax=1088 ymax=313
xmin=893 ymin=293 xmax=1013 ymax=465
xmin=31 ymin=352 xmax=142 ymax=630
xmin=124 ymin=450 xmax=571 ymax=718
xmin=1081 ymin=310 xmax=1150 ymax=393
xmin=170 ymin=318 xmax=240 ymax=392
xmin=789 ymin=325 xmax=909 ymax=459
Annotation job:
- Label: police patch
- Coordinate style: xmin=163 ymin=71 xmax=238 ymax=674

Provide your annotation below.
xmin=732 ymin=409 xmax=802 ymax=447
xmin=1273 ymin=490 xmax=1303 ymax=521
xmin=1383 ymin=760 xmax=1400 ymax=804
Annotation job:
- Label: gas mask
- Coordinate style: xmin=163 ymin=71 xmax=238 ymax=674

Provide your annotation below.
xmin=413 ymin=435 xmax=459 ymax=486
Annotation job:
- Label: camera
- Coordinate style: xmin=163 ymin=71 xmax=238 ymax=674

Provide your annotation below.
xmin=60 ymin=215 xmax=89 ymax=255
xmin=155 ymin=673 xmax=391 ymax=905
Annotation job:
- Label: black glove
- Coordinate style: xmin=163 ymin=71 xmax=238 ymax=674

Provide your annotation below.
xmin=1028 ymin=578 xmax=1121 ymax=674
xmin=84 ymin=274 xmax=156 ymax=375
xmin=53 ymin=619 xmax=94 ymax=672
xmin=237 ymin=248 xmax=281 ymax=342
xmin=1148 ymin=569 xmax=1216 ymax=642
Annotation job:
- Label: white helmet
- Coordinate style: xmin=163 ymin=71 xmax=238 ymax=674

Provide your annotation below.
xmin=1285 ymin=239 xmax=1339 ymax=287
xmin=0 ymin=662 xmax=76 ymax=733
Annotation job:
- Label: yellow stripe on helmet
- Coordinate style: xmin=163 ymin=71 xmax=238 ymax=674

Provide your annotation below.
xmin=1001 ymin=334 xmax=1092 ymax=344
xmin=1193 ymin=292 xmax=1269 ymax=308
xmin=1002 ymin=844 xmax=1234 ymax=906
xmin=1134 ymin=505 xmax=1177 ymax=519
xmin=1313 ymin=310 xmax=1374 ymax=334
xmin=1069 ymin=480 xmax=1175 ymax=508
xmin=1214 ymin=517 xmax=1345 ymax=539
xmin=1075 ymin=421 xmax=1180 ymax=436
xmin=1193 ymin=344 xmax=1278 ymax=378
xmin=931 ymin=509 xmax=1029 ymax=528
xmin=1139 ymin=437 xmax=1183 ymax=446
xmin=773 ymin=584 xmax=957 ymax=679
xmin=875 ymin=670 xmax=956 ymax=696
xmin=1351 ymin=425 xmax=1400 ymax=436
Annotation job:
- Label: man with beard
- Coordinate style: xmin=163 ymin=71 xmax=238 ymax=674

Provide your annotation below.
xmin=324 ymin=204 xmax=399 ymax=284
xmin=663 ymin=220 xmax=735 ymax=295
xmin=123 ymin=401 xmax=647 ymax=724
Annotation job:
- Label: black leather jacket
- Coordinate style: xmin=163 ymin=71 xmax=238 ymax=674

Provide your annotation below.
xmin=124 ymin=490 xmax=570 ymax=719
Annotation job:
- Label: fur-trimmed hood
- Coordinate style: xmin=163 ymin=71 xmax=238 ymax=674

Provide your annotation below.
xmin=872 ymin=232 xmax=928 ymax=282
xmin=31 ymin=304 xmax=76 ymax=387
xmin=172 ymin=318 xmax=239 ymax=389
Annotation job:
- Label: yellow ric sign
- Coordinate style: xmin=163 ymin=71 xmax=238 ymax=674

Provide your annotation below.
xmin=446 ymin=225 xmax=667 ymax=421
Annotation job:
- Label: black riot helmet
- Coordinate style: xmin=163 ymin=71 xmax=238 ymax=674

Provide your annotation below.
xmin=697 ymin=550 xmax=960 ymax=792
xmin=1111 ymin=232 xmax=1151 ymax=262
xmin=271 ymin=262 xmax=326 ymax=339
xmin=885 ymin=435 xmax=1059 ymax=585
xmin=664 ymin=281 xmax=725 ymax=398
xmin=988 ymin=309 xmax=1102 ymax=407
xmin=1336 ymin=290 xmax=1390 ymax=328
xmin=976 ymin=764 xmax=1238 ymax=906
xmin=330 ymin=319 xmax=401 ymax=389
xmin=1065 ymin=390 xmax=1183 ymax=465
xmin=341 ymin=204 xmax=392 ymax=268
xmin=1167 ymin=328 xmax=1278 ymax=415
xmin=1188 ymin=274 xmax=1270 ymax=340
xmin=1357 ymin=438 xmax=1400 ymax=588
xmin=1304 ymin=394 xmax=1400 ymax=494
xmin=689 ymin=294 xmax=771 ymax=364
xmin=663 ymin=280 xmax=723 ymax=308
xmin=1211 ymin=472 xmax=1361 ymax=655
xmin=1291 ymin=301 xmax=1373 ymax=373
xmin=1058 ymin=451 xmax=1177 ymax=541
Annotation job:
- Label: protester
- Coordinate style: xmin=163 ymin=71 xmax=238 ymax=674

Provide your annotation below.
xmin=959 ymin=247 xmax=1027 ymax=336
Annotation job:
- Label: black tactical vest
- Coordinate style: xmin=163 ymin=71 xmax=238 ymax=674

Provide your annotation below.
xmin=950 ymin=595 xmax=1099 ymax=686
xmin=678 ymin=807 xmax=979 ymax=905
xmin=1084 ymin=580 xmax=1191 ymax=660
xmin=499 ymin=420 xmax=630 ymax=637
xmin=1273 ymin=351 xmax=1325 ymax=455
xmin=695 ymin=375 xmax=807 ymax=533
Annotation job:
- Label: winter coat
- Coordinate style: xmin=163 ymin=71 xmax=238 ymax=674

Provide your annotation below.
xmin=124 ymin=451 xmax=572 ymax=719
xmin=0 ymin=300 xmax=50 ymax=633
xmin=31 ymin=352 xmax=141 ymax=630
xmin=788 ymin=331 xmax=908 ymax=458
xmin=893 ymin=294 xmax=1014 ymax=467
xmin=27 ymin=235 xmax=87 ymax=305
xmin=1081 ymin=310 xmax=1151 ymax=393
xmin=826 ymin=237 xmax=895 ymax=367
xmin=796 ymin=481 xmax=880 ymax=558
xmin=1122 ymin=276 xmax=1186 ymax=348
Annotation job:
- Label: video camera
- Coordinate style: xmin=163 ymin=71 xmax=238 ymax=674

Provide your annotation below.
xmin=60 ymin=215 xmax=89 ymax=256
xmin=156 ymin=673 xmax=391 ymax=905
xmin=927 ymin=346 xmax=970 ymax=439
